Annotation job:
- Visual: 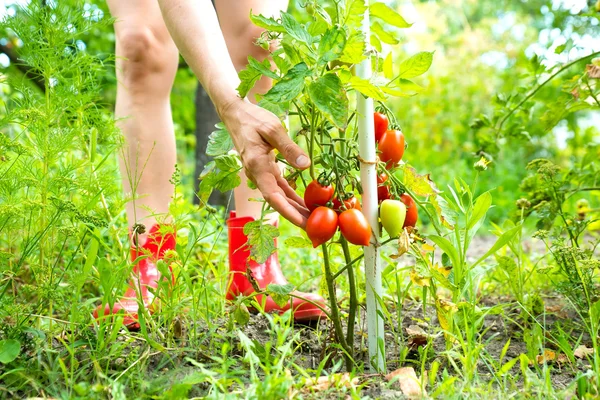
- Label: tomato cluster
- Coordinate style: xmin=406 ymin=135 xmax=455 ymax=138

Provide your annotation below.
xmin=304 ymin=180 xmax=371 ymax=248
xmin=373 ymin=111 xmax=418 ymax=238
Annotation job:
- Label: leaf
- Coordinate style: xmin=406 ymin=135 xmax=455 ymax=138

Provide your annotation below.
xmin=266 ymin=283 xmax=295 ymax=308
xmin=243 ymin=220 xmax=279 ymax=264
xmin=385 ymin=367 xmax=426 ymax=397
xmin=398 ymin=51 xmax=434 ymax=79
xmin=237 ymin=56 xmax=276 ymax=98
xmin=307 ymin=73 xmax=348 ymax=129
xmin=339 ymin=32 xmax=366 ymax=64
xmin=206 ymin=123 xmax=234 ymax=157
xmin=472 ymin=224 xmax=521 ymax=268
xmin=263 ymin=62 xmax=310 ymax=104
xmin=536 ymin=349 xmax=556 ymax=364
xmin=467 ymin=191 xmax=492 ymax=230
xmin=250 ymin=12 xmax=285 ymax=33
xmin=383 ymin=53 xmax=394 ymax=79
xmin=233 ymin=303 xmax=250 ymax=326
xmin=405 ymin=325 xmax=429 ymax=350
xmin=428 ymin=235 xmax=460 ymax=273
xmin=284 ymin=236 xmax=312 ymax=248
xmin=574 ymin=345 xmax=594 ymax=359
xmin=281 ymin=12 xmax=313 ymax=44
xmin=370 ymin=3 xmax=412 ymax=28
xmin=410 ymin=269 xmax=430 ymax=287
xmin=403 ymin=165 xmax=440 ymax=197
xmin=498 ymin=357 xmax=519 ymax=376
xmin=344 ymin=0 xmax=367 ymax=28
xmin=248 ymin=56 xmax=278 ymax=80
xmin=371 ymin=21 xmax=399 ymax=45
xmin=319 ymin=26 xmax=347 ymax=62
xmin=349 ymin=76 xmax=386 ymax=102
xmin=0 ymin=339 xmax=21 ymax=364
xmin=197 ymin=155 xmax=242 ymax=204
xmin=303 ymin=373 xmax=358 ymax=393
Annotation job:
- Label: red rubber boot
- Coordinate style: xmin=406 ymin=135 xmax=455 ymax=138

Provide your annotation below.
xmin=94 ymin=224 xmax=176 ymax=329
xmin=227 ymin=211 xmax=327 ymax=321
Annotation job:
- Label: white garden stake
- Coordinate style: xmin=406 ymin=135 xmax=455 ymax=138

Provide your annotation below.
xmin=356 ymin=3 xmax=385 ymax=372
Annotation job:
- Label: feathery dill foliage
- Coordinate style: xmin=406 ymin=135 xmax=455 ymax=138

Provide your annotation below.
xmin=0 ymin=4 xmax=121 ymax=321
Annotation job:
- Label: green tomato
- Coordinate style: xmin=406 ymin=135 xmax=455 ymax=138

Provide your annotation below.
xmin=380 ymin=199 xmax=407 ymax=238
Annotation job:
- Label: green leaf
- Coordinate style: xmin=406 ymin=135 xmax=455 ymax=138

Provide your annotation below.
xmin=263 ymin=62 xmax=310 ymax=104
xmin=319 ymin=26 xmax=347 ymax=63
xmin=383 ymin=53 xmax=394 ymax=79
xmin=339 ymin=32 xmax=366 ymax=64
xmin=258 ymin=96 xmax=289 ymax=119
xmin=467 ymin=191 xmax=492 ymax=230
xmin=370 ymin=2 xmax=412 ymax=28
xmin=284 ymin=236 xmax=312 ymax=248
xmin=243 ymin=220 xmax=279 ymax=264
xmin=233 ymin=303 xmax=250 ymax=326
xmin=498 ymin=357 xmax=519 ymax=377
xmin=350 ymin=76 xmax=386 ymax=102
xmin=428 ymin=235 xmax=460 ymax=274
xmin=472 ymin=224 xmax=521 ymax=268
xmin=281 ymin=12 xmax=313 ymax=44
xmin=267 ymin=283 xmax=295 ymax=308
xmin=197 ymin=155 xmax=242 ymax=203
xmin=308 ymin=73 xmax=348 ymax=129
xmin=398 ymin=51 xmax=434 ymax=79
xmin=371 ymin=21 xmax=399 ymax=45
xmin=248 ymin=56 xmax=278 ymax=80
xmin=370 ymin=33 xmax=382 ymax=52
xmin=345 ymin=0 xmax=368 ymax=28
xmin=250 ymin=12 xmax=285 ymax=33
xmin=206 ymin=123 xmax=234 ymax=157
xmin=238 ymin=58 xmax=277 ymax=99
xmin=0 ymin=339 xmax=21 ymax=364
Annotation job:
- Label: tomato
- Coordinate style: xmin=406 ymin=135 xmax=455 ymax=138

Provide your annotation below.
xmin=306 ymin=207 xmax=338 ymax=248
xmin=304 ymin=180 xmax=334 ymax=212
xmin=332 ymin=196 xmax=361 ymax=214
xmin=377 ymin=173 xmax=391 ymax=202
xmin=378 ymin=129 xmax=405 ymax=168
xmin=380 ymin=199 xmax=407 ymax=238
xmin=339 ymin=209 xmax=371 ymax=246
xmin=400 ymin=194 xmax=418 ymax=228
xmin=374 ymin=112 xmax=389 ymax=142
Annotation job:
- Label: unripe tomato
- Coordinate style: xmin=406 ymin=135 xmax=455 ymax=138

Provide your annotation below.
xmin=306 ymin=207 xmax=338 ymax=248
xmin=400 ymin=194 xmax=418 ymax=228
xmin=377 ymin=173 xmax=391 ymax=202
xmin=378 ymin=129 xmax=405 ymax=168
xmin=304 ymin=180 xmax=334 ymax=212
xmin=339 ymin=209 xmax=371 ymax=246
xmin=332 ymin=196 xmax=361 ymax=214
xmin=374 ymin=112 xmax=389 ymax=142
xmin=380 ymin=199 xmax=407 ymax=238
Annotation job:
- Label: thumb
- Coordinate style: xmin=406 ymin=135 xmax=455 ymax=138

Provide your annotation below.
xmin=266 ymin=126 xmax=311 ymax=170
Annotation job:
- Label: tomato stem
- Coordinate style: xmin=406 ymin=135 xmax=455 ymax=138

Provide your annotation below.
xmin=341 ymin=237 xmax=357 ymax=357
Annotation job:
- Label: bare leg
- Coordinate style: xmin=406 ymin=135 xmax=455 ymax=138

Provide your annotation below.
xmin=215 ymin=0 xmax=289 ymax=221
xmin=107 ymin=0 xmax=179 ymax=229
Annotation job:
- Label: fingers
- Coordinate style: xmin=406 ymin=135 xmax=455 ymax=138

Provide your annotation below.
xmin=277 ymin=175 xmax=307 ymax=209
xmin=262 ymin=121 xmax=311 ymax=170
xmin=255 ymin=172 xmax=308 ymax=228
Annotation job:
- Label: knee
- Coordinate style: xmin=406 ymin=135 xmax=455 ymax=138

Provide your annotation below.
xmin=116 ymin=27 xmax=177 ymax=84
xmin=230 ymin=24 xmax=271 ymax=71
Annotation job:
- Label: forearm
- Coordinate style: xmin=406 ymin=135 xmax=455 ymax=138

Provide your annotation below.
xmin=157 ymin=0 xmax=241 ymax=116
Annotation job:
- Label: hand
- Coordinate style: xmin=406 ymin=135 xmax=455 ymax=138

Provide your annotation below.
xmin=219 ymin=98 xmax=311 ymax=228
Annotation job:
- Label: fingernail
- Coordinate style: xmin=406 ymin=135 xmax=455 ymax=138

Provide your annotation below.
xmin=296 ymin=155 xmax=310 ymax=168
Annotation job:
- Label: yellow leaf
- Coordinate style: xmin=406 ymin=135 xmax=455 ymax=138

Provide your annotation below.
xmin=434 ymin=263 xmax=452 ymax=278
xmin=410 ymin=269 xmax=430 ymax=287
xmin=422 ymin=243 xmax=435 ymax=252
xmin=403 ymin=165 xmax=440 ymax=197
xmin=536 ymin=349 xmax=556 ymax=364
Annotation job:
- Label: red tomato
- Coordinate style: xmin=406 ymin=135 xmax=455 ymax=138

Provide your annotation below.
xmin=304 ymin=180 xmax=334 ymax=212
xmin=306 ymin=207 xmax=338 ymax=248
xmin=332 ymin=196 xmax=361 ymax=214
xmin=374 ymin=112 xmax=389 ymax=142
xmin=400 ymin=194 xmax=418 ymax=228
xmin=378 ymin=129 xmax=405 ymax=168
xmin=377 ymin=173 xmax=391 ymax=202
xmin=339 ymin=209 xmax=371 ymax=246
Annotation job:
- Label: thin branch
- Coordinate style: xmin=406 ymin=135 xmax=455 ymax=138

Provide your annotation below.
xmin=0 ymin=43 xmax=45 ymax=92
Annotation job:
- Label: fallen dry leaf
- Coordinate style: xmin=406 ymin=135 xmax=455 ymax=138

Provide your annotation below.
xmin=545 ymin=304 xmax=569 ymax=319
xmin=385 ymin=367 xmax=426 ymax=398
xmin=406 ymin=324 xmax=429 ymax=350
xmin=536 ymin=349 xmax=556 ymax=364
xmin=574 ymin=345 xmax=594 ymax=359
xmin=587 ymin=64 xmax=600 ymax=79
xmin=303 ymin=373 xmax=358 ymax=393
xmin=556 ymin=354 xmax=569 ymax=364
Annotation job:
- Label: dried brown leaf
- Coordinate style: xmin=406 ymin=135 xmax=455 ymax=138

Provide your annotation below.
xmin=574 ymin=345 xmax=594 ymax=359
xmin=304 ymin=373 xmax=358 ymax=393
xmin=587 ymin=64 xmax=600 ymax=79
xmin=536 ymin=349 xmax=556 ymax=364
xmin=406 ymin=324 xmax=429 ymax=350
xmin=385 ymin=367 xmax=426 ymax=398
